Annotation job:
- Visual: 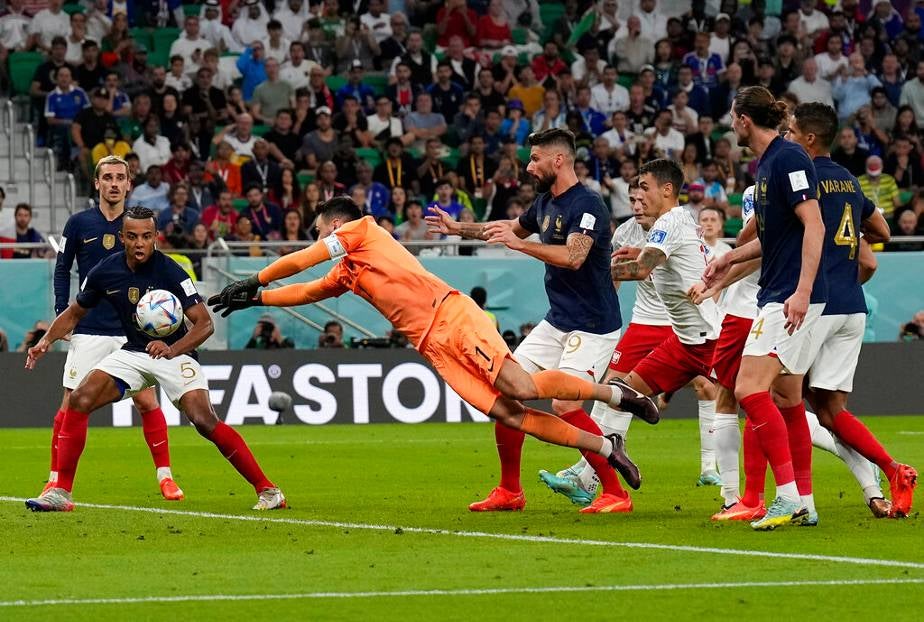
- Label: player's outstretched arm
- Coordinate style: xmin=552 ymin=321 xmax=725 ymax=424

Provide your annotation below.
xmin=147 ymin=303 xmax=213 ymax=359
xmin=25 ymin=302 xmax=88 ymax=370
xmin=258 ymin=239 xmax=333 ymax=284
xmin=610 ymin=247 xmax=666 ymax=281
xmin=425 ymin=206 xmax=494 ymax=240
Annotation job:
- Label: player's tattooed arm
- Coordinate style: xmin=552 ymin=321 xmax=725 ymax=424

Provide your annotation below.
xmin=565 ymin=232 xmax=594 ymax=269
xmin=457 ymin=222 xmax=489 ymax=240
xmin=610 ymin=247 xmax=666 ymax=281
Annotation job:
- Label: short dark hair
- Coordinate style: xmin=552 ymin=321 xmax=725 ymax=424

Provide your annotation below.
xmin=733 ymin=86 xmax=789 ymax=130
xmin=317 ymin=196 xmax=363 ymax=222
xmin=638 ymin=158 xmax=684 ymax=198
xmin=123 ymin=205 xmax=157 ymax=228
xmin=793 ymin=102 xmax=839 ymax=149
xmin=244 ymin=182 xmax=263 ymax=195
xmin=14 ymin=202 xmax=32 ymax=215
xmin=470 ymin=286 xmax=487 ymax=307
xmin=628 ymin=175 xmax=640 ymax=191
xmin=700 ymin=205 xmax=726 ymax=222
xmin=527 ymin=128 xmax=576 ymax=156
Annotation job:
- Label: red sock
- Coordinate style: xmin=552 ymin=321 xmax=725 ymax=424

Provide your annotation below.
xmin=494 ymin=421 xmax=525 ymax=493
xmin=207 ymin=421 xmax=274 ymax=493
xmin=560 ymin=409 xmax=627 ymax=498
xmin=141 ymin=408 xmax=171 ymax=469
xmin=832 ymin=410 xmax=896 ymax=479
xmin=780 ymin=403 xmax=812 ymax=495
xmin=739 ymin=392 xmax=795 ymax=487
xmin=740 ymin=421 xmax=767 ymax=507
xmin=56 ymin=408 xmax=90 ymax=492
xmin=49 ymin=409 xmax=65 ymax=473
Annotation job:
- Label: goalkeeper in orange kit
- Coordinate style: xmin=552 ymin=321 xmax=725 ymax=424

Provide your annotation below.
xmin=209 ymin=197 xmax=659 ymax=493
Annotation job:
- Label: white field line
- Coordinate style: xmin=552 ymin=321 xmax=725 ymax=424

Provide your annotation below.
xmin=2 ymin=496 xmax=923 ymax=570
xmin=1 ymin=578 xmax=923 ymax=608
xmin=898 ymin=431 xmax=924 ymax=435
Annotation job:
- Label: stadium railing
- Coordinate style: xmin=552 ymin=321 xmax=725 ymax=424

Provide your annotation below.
xmin=1 ymin=100 xmax=13 ymax=181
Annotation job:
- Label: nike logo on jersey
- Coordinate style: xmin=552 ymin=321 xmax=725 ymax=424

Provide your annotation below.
xmin=83 ymin=237 xmax=98 ymax=243
xmin=106 ymin=289 xmax=120 ymax=295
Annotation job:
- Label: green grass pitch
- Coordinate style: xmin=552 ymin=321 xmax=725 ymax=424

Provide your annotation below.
xmin=0 ymin=417 xmax=921 ymax=620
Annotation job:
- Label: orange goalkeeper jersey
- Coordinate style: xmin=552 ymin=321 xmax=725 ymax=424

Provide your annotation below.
xmin=264 ymin=216 xmax=456 ymax=348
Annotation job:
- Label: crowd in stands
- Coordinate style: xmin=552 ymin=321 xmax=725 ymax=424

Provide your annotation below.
xmin=2 ymin=0 xmax=924 ymax=262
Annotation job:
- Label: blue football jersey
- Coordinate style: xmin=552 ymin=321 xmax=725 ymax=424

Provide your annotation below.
xmin=76 ymin=251 xmax=203 ymax=355
xmin=518 ymin=183 xmax=621 ymax=334
xmin=54 ymin=208 xmax=126 ymax=336
xmin=814 ymin=156 xmax=875 ymax=316
xmin=752 ymin=136 xmax=827 ymax=308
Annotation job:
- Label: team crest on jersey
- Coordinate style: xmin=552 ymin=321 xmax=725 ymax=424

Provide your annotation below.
xmin=128 ymin=287 xmax=140 ymax=304
xmin=554 ymin=214 xmax=563 ymax=233
xmin=102 ymin=234 xmax=116 ymax=249
xmin=541 ymin=215 xmax=550 ymax=232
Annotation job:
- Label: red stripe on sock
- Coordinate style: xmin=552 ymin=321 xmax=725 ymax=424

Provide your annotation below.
xmin=141 ymin=408 xmax=171 ymax=469
xmin=740 ymin=421 xmax=767 ymax=507
xmin=739 ymin=392 xmax=795 ymax=487
xmin=780 ymin=403 xmax=812 ymax=495
xmin=494 ymin=421 xmax=525 ymax=493
xmin=50 ymin=409 xmax=65 ymax=473
xmin=56 ymin=408 xmax=89 ymax=492
xmin=832 ymin=410 xmax=896 ymax=479
xmin=207 ymin=421 xmax=274 ymax=493
xmin=561 ymin=409 xmax=627 ymax=498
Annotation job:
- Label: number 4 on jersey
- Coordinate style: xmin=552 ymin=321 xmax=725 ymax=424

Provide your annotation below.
xmin=834 ymin=203 xmax=858 ymax=260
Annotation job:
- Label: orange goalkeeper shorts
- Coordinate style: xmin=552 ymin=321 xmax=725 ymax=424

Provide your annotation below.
xmin=420 ymin=292 xmax=511 ymax=414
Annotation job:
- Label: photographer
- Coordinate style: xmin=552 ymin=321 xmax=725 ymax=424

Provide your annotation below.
xmin=246 ymin=314 xmax=294 ymax=349
xmin=318 ymin=320 xmax=344 ymax=349
xmin=899 ymin=311 xmax=924 ymax=342
xmin=17 ymin=321 xmax=50 ymax=352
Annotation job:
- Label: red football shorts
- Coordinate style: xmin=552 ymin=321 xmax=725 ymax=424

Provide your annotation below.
xmin=609 ymin=323 xmax=674 ymax=373
xmin=631 ymin=333 xmax=717 ymax=395
xmin=710 ymin=314 xmax=754 ymax=390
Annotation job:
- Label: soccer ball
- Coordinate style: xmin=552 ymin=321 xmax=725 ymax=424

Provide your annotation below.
xmin=135 ymin=289 xmax=184 ymax=338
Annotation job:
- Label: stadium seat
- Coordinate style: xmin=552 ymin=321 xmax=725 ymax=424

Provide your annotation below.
xmin=442 ymin=147 xmax=460 ymax=170
xmin=62 ymin=3 xmax=85 ymax=15
xmin=183 ymin=4 xmax=201 ymax=17
xmin=8 ymin=51 xmax=43 ymax=96
xmin=356 ymin=147 xmax=382 ymax=169
xmin=899 ymin=190 xmax=913 ymax=206
xmin=617 ymin=73 xmax=636 ymax=89
xmin=152 ymin=28 xmax=182 ymax=53
xmin=365 ymin=73 xmax=389 ymax=96
xmin=129 ymin=28 xmax=153 ymax=53
xmin=516 ymin=146 xmax=530 ymax=163
xmin=325 ymin=75 xmax=348 ymax=91
xmin=539 ymin=3 xmax=566 ymax=29
xmin=232 ymin=198 xmax=249 ymax=213
xmin=724 ymin=216 xmax=743 ymax=237
xmin=728 ymin=192 xmax=743 ymax=207
xmin=512 ymin=28 xmax=528 ymax=45
xmin=251 ymin=124 xmax=270 ymax=137
xmin=297 ymin=172 xmax=315 ymax=187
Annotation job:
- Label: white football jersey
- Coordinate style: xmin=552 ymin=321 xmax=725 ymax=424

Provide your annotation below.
xmin=645 ymin=207 xmax=722 ymax=344
xmin=612 ymin=218 xmax=671 ymax=326
xmin=720 ymin=185 xmax=761 ymax=320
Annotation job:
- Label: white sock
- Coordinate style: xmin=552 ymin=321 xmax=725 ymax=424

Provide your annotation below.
xmin=48 ymin=470 xmax=58 ymax=482
xmin=807 ymin=411 xmax=883 ymax=502
xmin=607 ymin=384 xmax=623 ymax=409
xmin=590 ymin=400 xmax=632 ymax=438
xmin=698 ymin=400 xmax=717 ymax=473
xmin=776 ymin=481 xmax=801 ymax=504
xmin=713 ymin=413 xmax=741 ymax=505
xmin=596 ymin=436 xmax=614 ymax=458
xmin=156 ymin=466 xmax=173 ymax=483
xmin=801 ymin=493 xmax=816 ymax=514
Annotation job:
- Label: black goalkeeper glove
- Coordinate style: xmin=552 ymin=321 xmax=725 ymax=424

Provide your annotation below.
xmin=207 ymin=274 xmax=264 ymax=317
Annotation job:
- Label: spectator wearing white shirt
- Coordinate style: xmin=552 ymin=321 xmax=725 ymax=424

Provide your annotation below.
xmin=788 ymin=57 xmax=834 ymax=108
xmin=571 ymin=44 xmax=607 ymax=88
xmin=900 ymin=59 xmax=924 ymax=129
xmin=28 ymin=0 xmax=69 ymax=53
xmin=600 ymin=110 xmax=637 ymax=158
xmin=170 ymin=16 xmax=210 ymax=76
xmin=84 ymin=0 xmax=111 ymax=45
xmin=590 ymin=65 xmax=630 ymax=116
xmin=609 ymin=16 xmax=654 ymax=75
xmin=367 ymin=96 xmax=403 ymax=141
xmin=0 ymin=0 xmax=32 ymax=52
xmin=637 ymin=0 xmax=669 ymax=42
xmin=799 ymin=0 xmax=830 ymax=37
xmin=233 ymin=0 xmax=270 ymax=49
xmin=814 ymin=33 xmax=849 ymax=82
xmin=64 ymin=11 xmax=88 ymax=66
xmin=360 ymin=0 xmax=392 ymax=44
xmin=164 ymin=55 xmax=192 ymax=93
xmin=279 ymin=42 xmax=317 ymax=91
xmin=200 ymin=0 xmax=242 ymax=53
xmin=262 ymin=19 xmax=291 ymax=64
xmin=709 ymin=13 xmax=732 ymax=62
xmin=213 ymin=113 xmax=258 ymax=159
xmin=669 ymin=89 xmax=698 ymax=136
xmin=132 ymin=116 xmax=172 ymax=172
xmin=273 ymin=0 xmax=311 ymax=42
xmin=532 ymin=90 xmax=567 ymax=131
xmin=643 ymin=108 xmax=685 ymax=159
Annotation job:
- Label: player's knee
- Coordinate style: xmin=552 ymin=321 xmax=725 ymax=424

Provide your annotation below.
xmin=68 ymin=387 xmax=94 ymax=413
xmin=503 ymin=377 xmax=535 ymax=402
xmin=132 ymin=391 xmax=159 ymax=413
xmin=186 ymin=409 xmax=219 ymax=436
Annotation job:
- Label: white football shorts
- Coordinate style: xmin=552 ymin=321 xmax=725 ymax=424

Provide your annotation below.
xmin=62 ymin=334 xmax=128 ymax=390
xmin=742 ymin=302 xmax=825 ymax=375
xmin=513 ymin=319 xmax=621 ymax=381
xmin=94 ymin=349 xmax=209 ymax=407
xmin=806 ymin=313 xmax=865 ymax=392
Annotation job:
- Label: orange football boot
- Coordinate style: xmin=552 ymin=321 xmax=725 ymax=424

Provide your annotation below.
xmin=888 ymin=464 xmax=917 ymax=518
xmin=579 ymin=493 xmax=633 ymax=514
xmin=159 ymin=477 xmax=185 ymax=501
xmin=468 ymin=486 xmax=525 ymax=511
xmin=711 ymin=500 xmax=767 ymax=521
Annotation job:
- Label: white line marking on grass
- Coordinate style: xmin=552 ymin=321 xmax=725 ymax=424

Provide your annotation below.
xmin=3 ymin=497 xmax=923 ymax=570
xmin=898 ymin=431 xmax=924 ymax=435
xmin=2 ymin=579 xmax=923 ymax=607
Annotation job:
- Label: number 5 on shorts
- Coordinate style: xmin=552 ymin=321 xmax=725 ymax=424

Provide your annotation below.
xmin=180 ymin=361 xmax=197 ymax=379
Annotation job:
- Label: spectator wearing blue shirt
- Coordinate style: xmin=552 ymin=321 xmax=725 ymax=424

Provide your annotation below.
xmin=500 ymin=100 xmax=532 ymax=146
xmin=572 ymin=86 xmax=607 ymax=137
xmin=833 ymin=52 xmax=883 ymax=122
xmin=868 ymin=1 xmax=904 ymax=41
xmin=102 ymin=71 xmax=132 ymax=118
xmin=427 ymin=178 xmax=464 ymax=222
xmin=675 ymin=65 xmax=711 ymax=118
xmin=236 ymin=42 xmax=267 ymax=101
xmin=683 ymin=31 xmax=725 ymax=90
xmin=157 ymin=183 xmax=200 ymax=240
xmin=336 ymin=60 xmax=377 ymax=115
xmin=878 ymin=54 xmax=905 ymax=107
xmin=352 ymin=162 xmax=391 ymax=218
xmin=128 ymin=165 xmax=170 ymax=212
xmin=45 ymin=65 xmax=89 ymax=170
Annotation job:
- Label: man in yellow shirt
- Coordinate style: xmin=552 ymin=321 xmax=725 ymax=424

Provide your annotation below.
xmin=859 ymin=155 xmax=901 ymax=219
xmin=90 ymin=128 xmax=132 ymax=166
xmin=508 ymin=66 xmax=546 ymax=118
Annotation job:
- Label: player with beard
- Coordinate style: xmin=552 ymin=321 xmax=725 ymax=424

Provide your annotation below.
xmin=427 ymin=128 xmax=640 ymax=513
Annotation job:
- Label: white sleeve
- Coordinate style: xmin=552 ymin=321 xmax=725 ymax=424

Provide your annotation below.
xmin=644 ymin=214 xmax=680 ymax=259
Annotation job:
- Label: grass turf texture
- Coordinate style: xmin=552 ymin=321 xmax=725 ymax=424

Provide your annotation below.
xmin=0 ymin=417 xmax=921 ymax=620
